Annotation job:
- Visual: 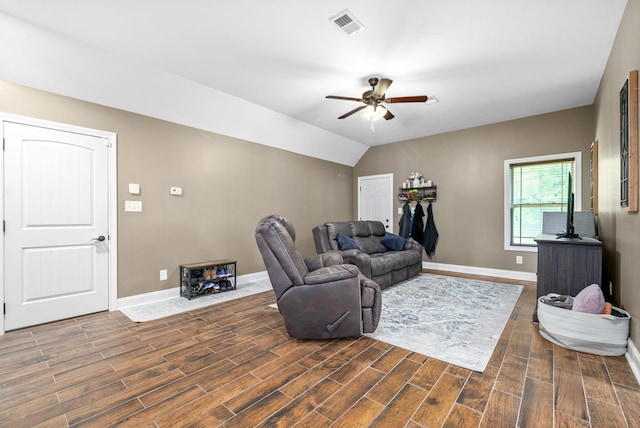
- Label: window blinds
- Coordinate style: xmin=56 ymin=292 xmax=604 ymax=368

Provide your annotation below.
xmin=510 ymin=159 xmax=574 ymax=246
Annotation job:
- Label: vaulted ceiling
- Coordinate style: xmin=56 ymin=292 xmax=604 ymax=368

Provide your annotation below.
xmin=0 ymin=1 xmax=628 ymax=165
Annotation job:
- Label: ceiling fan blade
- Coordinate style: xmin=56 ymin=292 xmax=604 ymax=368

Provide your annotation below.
xmin=338 ymin=105 xmax=367 ymax=119
xmin=372 ymin=78 xmax=393 ymax=98
xmin=385 ymin=96 xmax=428 ymax=103
xmin=326 ymin=95 xmax=364 ymax=102
xmin=384 ymin=109 xmax=395 ymax=120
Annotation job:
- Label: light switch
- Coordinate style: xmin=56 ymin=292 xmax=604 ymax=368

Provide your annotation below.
xmin=170 ymin=187 xmax=183 ymax=195
xmin=124 ymin=200 xmax=142 ymax=212
xmin=128 ymin=183 xmax=140 ymax=195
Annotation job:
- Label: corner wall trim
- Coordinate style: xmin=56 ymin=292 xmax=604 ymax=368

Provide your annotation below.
xmin=626 ymin=338 xmax=640 ymax=385
xmin=117 ymin=271 xmax=270 ymax=310
xmin=422 ymin=261 xmax=537 ymax=282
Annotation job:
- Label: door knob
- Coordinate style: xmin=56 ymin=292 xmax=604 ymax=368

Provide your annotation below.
xmin=92 ymin=235 xmax=106 ymax=242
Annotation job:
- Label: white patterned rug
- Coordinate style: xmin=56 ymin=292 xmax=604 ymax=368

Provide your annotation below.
xmin=366 ymin=273 xmax=523 ymax=372
xmin=120 ymin=280 xmax=272 ymax=322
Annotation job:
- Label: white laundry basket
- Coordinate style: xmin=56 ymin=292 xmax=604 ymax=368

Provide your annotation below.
xmin=537 ymin=296 xmax=630 ymax=356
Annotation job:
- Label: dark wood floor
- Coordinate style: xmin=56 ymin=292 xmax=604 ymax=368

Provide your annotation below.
xmin=0 ymin=271 xmax=638 ymax=427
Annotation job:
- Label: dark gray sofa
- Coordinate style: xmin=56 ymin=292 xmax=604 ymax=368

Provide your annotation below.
xmin=312 ymin=220 xmax=423 ymax=289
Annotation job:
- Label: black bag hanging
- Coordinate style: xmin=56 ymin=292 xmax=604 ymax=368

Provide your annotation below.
xmin=412 ymin=201 xmax=425 ymax=245
xmin=424 ymin=202 xmax=439 ymax=257
xmin=399 ymin=201 xmax=413 ymax=238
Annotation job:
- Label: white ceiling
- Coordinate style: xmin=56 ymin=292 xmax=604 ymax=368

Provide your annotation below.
xmin=0 ymin=0 xmax=628 ymax=165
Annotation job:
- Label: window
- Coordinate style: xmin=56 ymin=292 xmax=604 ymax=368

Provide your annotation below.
xmin=620 ymin=70 xmax=638 ymax=212
xmin=621 ymin=77 xmax=629 ymax=207
xmin=504 ymin=152 xmax=582 ymax=251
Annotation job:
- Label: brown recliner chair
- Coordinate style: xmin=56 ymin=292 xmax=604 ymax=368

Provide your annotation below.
xmin=255 ymin=215 xmax=381 ymax=339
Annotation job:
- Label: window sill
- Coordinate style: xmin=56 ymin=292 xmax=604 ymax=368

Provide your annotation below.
xmin=505 ymin=244 xmax=538 ymax=253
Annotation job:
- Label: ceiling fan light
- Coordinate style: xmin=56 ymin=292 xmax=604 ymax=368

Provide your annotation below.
xmin=425 ymin=95 xmax=440 ymax=105
xmin=362 ymin=104 xmax=387 ymax=120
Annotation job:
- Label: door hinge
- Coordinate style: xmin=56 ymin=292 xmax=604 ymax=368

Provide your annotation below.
xmin=3 ymin=303 xmax=5 ymax=315
xmin=2 ymin=220 xmax=4 ymax=233
xmin=2 ymin=137 xmax=5 ymax=151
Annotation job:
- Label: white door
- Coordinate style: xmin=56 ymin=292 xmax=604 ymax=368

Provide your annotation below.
xmin=3 ymin=122 xmax=110 ymax=330
xmin=358 ymin=174 xmax=394 ymax=232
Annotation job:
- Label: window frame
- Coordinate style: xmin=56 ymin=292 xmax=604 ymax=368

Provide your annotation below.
xmin=504 ymin=152 xmax=582 ymax=252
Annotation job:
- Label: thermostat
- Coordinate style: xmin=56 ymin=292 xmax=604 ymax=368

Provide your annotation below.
xmin=128 ymin=183 xmax=140 ymax=195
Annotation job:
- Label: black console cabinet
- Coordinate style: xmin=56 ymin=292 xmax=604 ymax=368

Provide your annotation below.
xmin=533 ymin=233 xmax=602 ymax=322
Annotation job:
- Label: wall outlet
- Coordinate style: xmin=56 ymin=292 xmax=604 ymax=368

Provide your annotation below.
xmin=516 ymin=255 xmax=523 ymax=264
xmin=609 ymin=281 xmax=613 ymax=296
xmin=160 ymin=269 xmax=168 ymax=281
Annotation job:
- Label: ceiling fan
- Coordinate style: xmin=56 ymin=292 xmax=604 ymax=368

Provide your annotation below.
xmin=326 ymin=77 xmax=428 ymax=121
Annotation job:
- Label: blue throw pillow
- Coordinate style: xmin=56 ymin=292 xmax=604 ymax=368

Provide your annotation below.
xmin=336 ymin=233 xmax=361 ymax=250
xmin=381 ymin=232 xmax=407 ymax=251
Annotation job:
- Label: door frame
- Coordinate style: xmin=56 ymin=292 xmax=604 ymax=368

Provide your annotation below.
xmin=0 ymin=113 xmax=118 ymax=334
xmin=357 ymin=173 xmax=394 ymax=232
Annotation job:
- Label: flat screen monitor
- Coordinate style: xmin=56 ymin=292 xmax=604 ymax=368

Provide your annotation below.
xmin=556 ymin=171 xmax=580 ymax=239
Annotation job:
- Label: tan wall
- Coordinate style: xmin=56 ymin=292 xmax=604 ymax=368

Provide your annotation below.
xmin=593 ymin=0 xmax=640 ymax=345
xmin=354 ymin=106 xmax=595 ymax=273
xmin=0 ymin=81 xmax=354 ymax=298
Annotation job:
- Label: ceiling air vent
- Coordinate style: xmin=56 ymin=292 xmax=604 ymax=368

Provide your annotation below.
xmin=330 ymin=9 xmax=365 ymax=35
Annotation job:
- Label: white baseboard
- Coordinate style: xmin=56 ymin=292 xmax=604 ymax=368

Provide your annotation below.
xmin=422 ymin=261 xmax=537 ymax=282
xmin=117 ymin=271 xmax=270 ymax=310
xmin=118 ymin=264 xmax=534 ymax=310
xmin=626 ymin=338 xmax=640 ymax=384
xmin=236 ymin=270 xmax=270 ymax=284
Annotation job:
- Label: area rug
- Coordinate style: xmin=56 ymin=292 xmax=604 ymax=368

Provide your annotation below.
xmin=366 ymin=273 xmax=522 ymax=372
xmin=120 ymin=279 xmax=272 ymax=322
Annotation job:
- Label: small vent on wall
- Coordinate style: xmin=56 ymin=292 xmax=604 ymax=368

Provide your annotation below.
xmin=329 ymin=9 xmax=365 ymax=35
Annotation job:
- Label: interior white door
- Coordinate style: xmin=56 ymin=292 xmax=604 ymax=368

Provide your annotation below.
xmin=358 ymin=174 xmax=393 ymax=232
xmin=4 ymin=122 xmax=110 ymax=330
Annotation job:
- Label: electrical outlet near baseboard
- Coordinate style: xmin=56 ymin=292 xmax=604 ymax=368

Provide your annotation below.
xmin=516 ymin=256 xmax=523 ymax=264
xmin=160 ymin=269 xmax=168 ymax=281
